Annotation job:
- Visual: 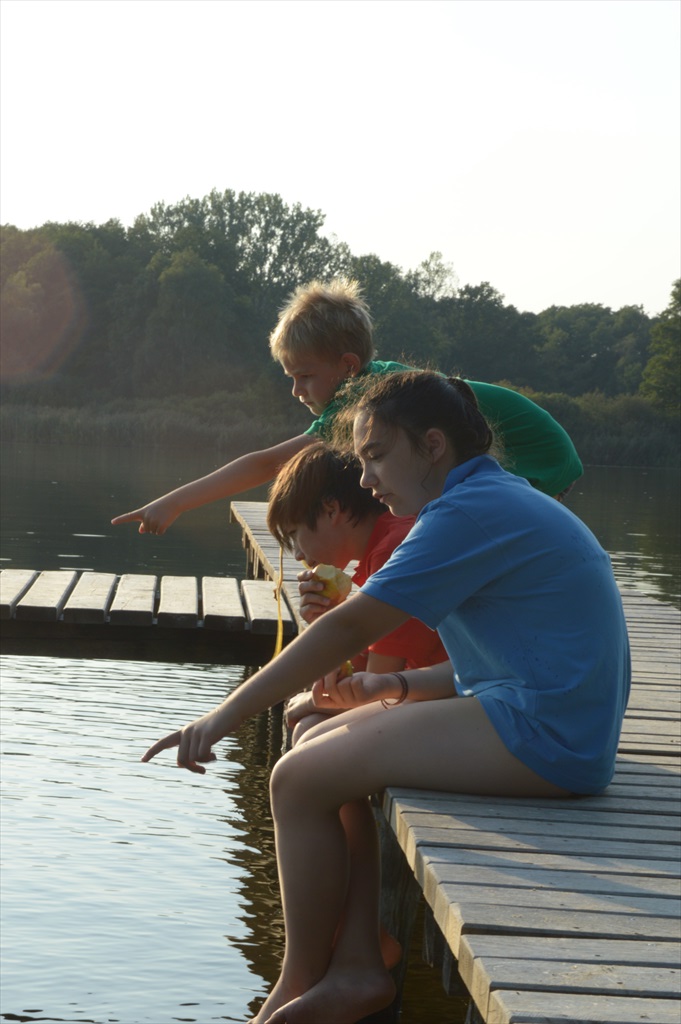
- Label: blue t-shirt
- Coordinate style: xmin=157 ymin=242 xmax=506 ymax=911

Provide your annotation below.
xmin=361 ymin=456 xmax=631 ymax=794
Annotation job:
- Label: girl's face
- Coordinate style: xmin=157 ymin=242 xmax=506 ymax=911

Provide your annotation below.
xmin=353 ymin=411 xmax=440 ymax=517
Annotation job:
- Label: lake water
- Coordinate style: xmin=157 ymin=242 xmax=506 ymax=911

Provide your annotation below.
xmin=1 ymin=442 xmax=679 ymax=1024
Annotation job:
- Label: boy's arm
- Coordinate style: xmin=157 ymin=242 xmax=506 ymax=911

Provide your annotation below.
xmin=112 ymin=433 xmax=312 ymax=535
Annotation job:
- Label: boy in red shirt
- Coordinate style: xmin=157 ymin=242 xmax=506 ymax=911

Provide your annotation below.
xmin=266 ymin=440 xmax=447 ymax=739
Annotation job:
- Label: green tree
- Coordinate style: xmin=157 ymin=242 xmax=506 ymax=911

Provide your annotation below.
xmin=349 ymin=253 xmax=438 ymax=366
xmin=133 ymin=248 xmax=239 ymax=396
xmin=0 ymin=232 xmax=86 ymax=388
xmin=436 ymin=283 xmax=538 ymax=384
xmin=534 ymin=303 xmax=654 ymax=397
xmin=406 ymin=251 xmax=458 ymax=301
xmin=639 ymin=280 xmax=681 ymax=414
xmin=609 ymin=305 xmax=652 ymax=394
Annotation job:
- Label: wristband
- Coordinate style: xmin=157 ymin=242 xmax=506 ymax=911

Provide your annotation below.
xmin=381 ymin=672 xmax=409 ymax=708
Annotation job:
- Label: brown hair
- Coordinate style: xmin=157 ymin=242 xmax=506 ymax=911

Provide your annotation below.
xmin=336 ymin=370 xmax=496 ymax=465
xmin=269 ymin=278 xmax=374 ymax=366
xmin=267 ymin=441 xmax=384 ymax=550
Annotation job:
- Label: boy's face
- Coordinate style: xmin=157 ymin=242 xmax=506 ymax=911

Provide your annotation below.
xmin=280 ymin=352 xmax=358 ymax=415
xmin=288 ymin=504 xmax=353 ymax=570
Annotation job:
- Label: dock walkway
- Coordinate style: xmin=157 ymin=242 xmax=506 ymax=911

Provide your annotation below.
xmin=230 ymin=501 xmax=681 ymax=1024
xmin=0 ymin=563 xmax=296 ymax=664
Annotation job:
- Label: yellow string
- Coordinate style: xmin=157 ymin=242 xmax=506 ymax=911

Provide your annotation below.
xmin=271 ymin=544 xmax=285 ymax=660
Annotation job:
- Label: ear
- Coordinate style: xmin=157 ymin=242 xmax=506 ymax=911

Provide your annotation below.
xmin=340 ymin=352 xmax=362 ymax=378
xmin=424 ymin=428 xmax=448 ymax=462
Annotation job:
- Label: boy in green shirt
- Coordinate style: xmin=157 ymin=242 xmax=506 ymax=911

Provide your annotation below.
xmin=112 ymin=279 xmax=582 ymax=535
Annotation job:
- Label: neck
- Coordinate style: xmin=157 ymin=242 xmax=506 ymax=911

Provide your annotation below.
xmin=347 ymin=511 xmax=385 ymax=561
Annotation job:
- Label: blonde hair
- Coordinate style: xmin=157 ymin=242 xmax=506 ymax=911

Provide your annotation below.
xmin=269 ymin=278 xmax=374 ymax=366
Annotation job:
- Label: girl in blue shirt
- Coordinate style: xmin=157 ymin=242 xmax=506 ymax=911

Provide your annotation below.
xmin=142 ymin=371 xmax=630 ymax=1024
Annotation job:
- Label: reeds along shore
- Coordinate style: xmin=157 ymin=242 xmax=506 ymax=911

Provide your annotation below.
xmin=0 ymin=389 xmax=678 ymax=468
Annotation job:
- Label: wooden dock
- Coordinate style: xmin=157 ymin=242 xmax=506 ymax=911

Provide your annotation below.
xmin=230 ymin=501 xmax=681 ymax=1024
xmin=0 ymin=565 xmax=296 ymax=664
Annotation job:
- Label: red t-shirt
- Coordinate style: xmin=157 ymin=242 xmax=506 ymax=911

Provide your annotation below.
xmin=352 ymin=513 xmax=448 ymax=669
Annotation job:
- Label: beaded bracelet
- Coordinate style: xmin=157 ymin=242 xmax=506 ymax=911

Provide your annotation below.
xmin=381 ymin=672 xmax=409 ymax=709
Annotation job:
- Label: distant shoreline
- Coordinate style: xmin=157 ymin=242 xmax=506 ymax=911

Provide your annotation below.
xmin=1 ymin=398 xmax=678 ymax=468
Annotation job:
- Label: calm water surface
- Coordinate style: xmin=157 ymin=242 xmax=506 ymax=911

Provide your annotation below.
xmin=1 ymin=443 xmax=679 ymax=1024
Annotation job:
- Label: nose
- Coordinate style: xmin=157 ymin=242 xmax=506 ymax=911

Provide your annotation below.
xmin=293 ymin=542 xmax=305 ymax=562
xmin=359 ymin=463 xmax=375 ymax=489
xmin=291 ymin=377 xmax=305 ymax=399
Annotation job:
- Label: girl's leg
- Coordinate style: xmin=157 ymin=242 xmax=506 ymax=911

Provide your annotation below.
xmin=291 ymin=711 xmax=402 ymax=969
xmin=259 ymin=697 xmax=569 ymax=1023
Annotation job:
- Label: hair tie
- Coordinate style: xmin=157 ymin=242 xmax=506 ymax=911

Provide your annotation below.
xmin=381 ymin=672 xmax=409 ymax=708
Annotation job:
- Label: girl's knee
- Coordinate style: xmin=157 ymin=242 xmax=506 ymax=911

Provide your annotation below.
xmin=270 ymin=744 xmax=336 ymax=814
xmin=291 ymin=714 xmax=328 ymax=746
xmin=270 ymin=747 xmax=311 ymax=807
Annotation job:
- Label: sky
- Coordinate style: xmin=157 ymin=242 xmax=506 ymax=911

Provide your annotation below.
xmin=1 ymin=0 xmax=679 ymax=316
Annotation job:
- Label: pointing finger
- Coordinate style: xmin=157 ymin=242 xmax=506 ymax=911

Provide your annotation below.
xmin=140 ymin=730 xmax=182 ymax=762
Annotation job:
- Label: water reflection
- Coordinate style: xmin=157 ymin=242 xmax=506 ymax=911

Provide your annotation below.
xmin=223 ymin=696 xmax=287 ymax=1020
xmin=568 ymin=465 xmax=680 ymax=607
xmin=0 ymin=657 xmax=260 ymax=1023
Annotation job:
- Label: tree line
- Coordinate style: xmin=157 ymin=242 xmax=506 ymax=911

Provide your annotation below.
xmin=1 ymin=189 xmax=679 ymax=465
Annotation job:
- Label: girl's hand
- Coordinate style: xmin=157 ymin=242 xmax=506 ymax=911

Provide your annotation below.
xmin=284 ymin=691 xmax=318 ymax=728
xmin=141 ymin=704 xmax=233 ymax=774
xmin=311 ymin=671 xmax=394 ymax=712
xmin=297 ymin=569 xmax=331 ymax=624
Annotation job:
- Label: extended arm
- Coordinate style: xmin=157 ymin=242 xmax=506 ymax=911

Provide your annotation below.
xmin=142 ymin=592 xmax=411 ymax=771
xmin=112 ymin=433 xmax=312 ymax=534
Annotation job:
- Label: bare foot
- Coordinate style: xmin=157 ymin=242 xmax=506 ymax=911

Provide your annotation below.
xmin=264 ymin=966 xmax=395 ymax=1024
xmin=380 ymin=927 xmax=402 ymax=970
xmin=250 ymin=977 xmax=300 ymax=1024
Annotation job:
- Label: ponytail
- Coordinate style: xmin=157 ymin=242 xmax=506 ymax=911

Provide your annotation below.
xmin=338 ymin=370 xmax=496 ymax=465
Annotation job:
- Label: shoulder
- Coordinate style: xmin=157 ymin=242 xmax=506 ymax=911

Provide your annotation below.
xmin=364 ymin=359 xmax=413 ymax=377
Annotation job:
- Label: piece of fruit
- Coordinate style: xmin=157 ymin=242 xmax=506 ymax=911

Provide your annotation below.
xmin=311 ymin=564 xmax=352 ymax=605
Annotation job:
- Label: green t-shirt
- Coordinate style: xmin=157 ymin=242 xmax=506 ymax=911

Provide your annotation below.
xmin=305 ymin=359 xmax=583 ymax=497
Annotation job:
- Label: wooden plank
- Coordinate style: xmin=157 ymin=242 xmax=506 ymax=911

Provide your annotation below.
xmin=419 ymin=860 xmax=681 ymax=897
xmin=13 ymin=570 xmax=78 ymax=621
xmin=62 ymin=572 xmax=117 ymax=624
xmin=485 ymin=988 xmax=681 ymax=1023
xmin=613 ymin=754 xmax=681 ymax=774
xmin=399 ymin=811 xmax=679 ymax=847
xmin=395 ymin=820 xmax=677 ymax=863
xmin=457 ymin=934 xmax=681 ymax=969
xmin=470 ymin=957 xmax=680 ymax=1009
xmin=433 ymin=880 xmax=679 ymax=920
xmin=108 ymin=574 xmax=157 ymax=626
xmin=620 ymin=718 xmax=681 ymax=737
xmin=435 ymin=897 xmax=680 ymax=951
xmin=390 ymin=796 xmax=681 ymax=833
xmin=0 ymin=568 xmax=39 ymax=619
xmin=458 ymin=936 xmax=681 ymax=1016
xmin=418 ymin=845 xmax=680 ymax=879
xmin=202 ymin=576 xmax=247 ymax=630
xmin=241 ymin=579 xmax=295 ymax=636
xmin=157 ymin=576 xmax=198 ymax=628
xmin=385 ymin=783 xmax=681 ymax=812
